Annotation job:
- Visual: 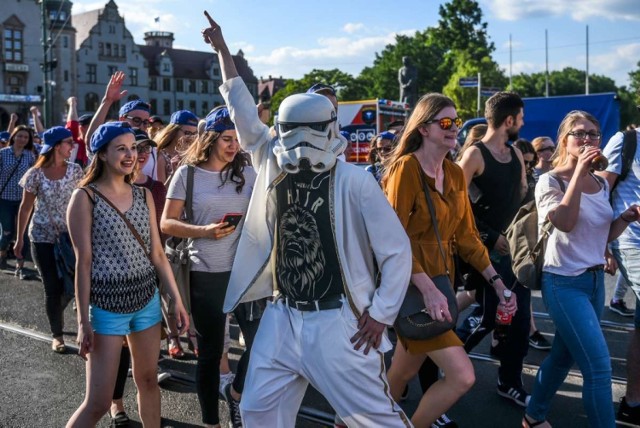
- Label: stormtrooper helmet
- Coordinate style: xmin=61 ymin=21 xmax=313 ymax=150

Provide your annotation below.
xmin=274 ymin=93 xmax=347 ymax=173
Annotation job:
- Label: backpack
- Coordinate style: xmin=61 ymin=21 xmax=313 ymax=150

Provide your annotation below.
xmin=507 ymin=172 xmax=606 ymax=289
xmin=506 ymin=173 xmax=565 ymax=290
xmin=610 ymin=129 xmax=638 ymax=198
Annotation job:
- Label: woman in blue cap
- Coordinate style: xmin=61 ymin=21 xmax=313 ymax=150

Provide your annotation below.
xmin=0 ymin=125 xmax=37 ymax=273
xmin=14 ymin=126 xmax=81 ymax=352
xmin=161 ymin=106 xmax=256 ymax=428
xmin=155 ymin=109 xmax=199 ymax=185
xmin=66 ymin=122 xmax=189 ymax=427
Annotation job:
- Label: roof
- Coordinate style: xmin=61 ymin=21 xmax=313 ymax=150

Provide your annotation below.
xmin=138 ymin=45 xmax=257 ymax=83
xmin=258 ymin=78 xmax=287 ymax=99
xmin=73 ymin=9 xmax=101 ymax=50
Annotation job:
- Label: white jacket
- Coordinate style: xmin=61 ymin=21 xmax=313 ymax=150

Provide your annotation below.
xmin=221 ymin=77 xmax=411 ymax=331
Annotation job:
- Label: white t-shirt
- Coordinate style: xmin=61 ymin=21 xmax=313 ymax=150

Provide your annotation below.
xmin=535 ymin=173 xmax=613 ymax=276
xmin=140 ymin=147 xmax=159 ymax=180
xmin=166 ymin=164 xmax=256 ymax=273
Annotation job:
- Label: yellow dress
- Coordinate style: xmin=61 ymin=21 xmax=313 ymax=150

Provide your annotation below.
xmin=385 ymin=154 xmax=490 ymax=353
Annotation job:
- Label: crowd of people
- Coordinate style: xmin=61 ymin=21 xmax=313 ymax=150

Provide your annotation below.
xmin=0 ymin=10 xmax=639 ymax=428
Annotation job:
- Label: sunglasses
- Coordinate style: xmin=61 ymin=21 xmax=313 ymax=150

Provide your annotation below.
xmin=125 ymin=116 xmax=150 ymax=127
xmin=136 ymin=144 xmax=152 ymax=154
xmin=536 ymin=146 xmax=555 ymax=153
xmin=424 ymin=117 xmax=463 ymax=130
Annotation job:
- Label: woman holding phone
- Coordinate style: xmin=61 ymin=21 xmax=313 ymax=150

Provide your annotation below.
xmin=161 ymin=106 xmax=256 ymax=428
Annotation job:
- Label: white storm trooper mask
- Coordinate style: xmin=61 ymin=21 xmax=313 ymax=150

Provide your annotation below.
xmin=274 ymin=93 xmax=347 ymax=173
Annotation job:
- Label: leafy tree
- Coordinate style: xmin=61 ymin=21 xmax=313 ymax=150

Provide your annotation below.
xmin=511 ymin=68 xmax=617 ymax=97
xmin=443 ymin=50 xmax=507 ymax=119
xmin=629 ymin=61 xmax=640 ymax=106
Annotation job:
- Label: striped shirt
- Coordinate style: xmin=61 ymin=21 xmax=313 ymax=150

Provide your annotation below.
xmin=166 ymin=164 xmax=257 ymax=273
xmin=603 ymin=129 xmax=640 ymax=249
xmin=0 ymin=147 xmax=36 ymax=201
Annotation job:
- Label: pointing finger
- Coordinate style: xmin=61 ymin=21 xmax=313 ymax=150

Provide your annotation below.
xmin=204 ymin=10 xmax=217 ymax=27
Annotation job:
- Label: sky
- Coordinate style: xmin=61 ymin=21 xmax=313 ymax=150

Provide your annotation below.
xmin=70 ymin=0 xmax=640 ymax=91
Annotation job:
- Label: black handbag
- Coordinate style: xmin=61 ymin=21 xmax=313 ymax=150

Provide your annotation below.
xmin=43 ymin=195 xmax=76 ymax=299
xmin=394 ymin=174 xmax=459 ymax=340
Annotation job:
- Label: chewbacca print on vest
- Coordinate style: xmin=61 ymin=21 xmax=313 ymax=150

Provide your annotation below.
xmin=275 ymin=168 xmax=344 ymax=302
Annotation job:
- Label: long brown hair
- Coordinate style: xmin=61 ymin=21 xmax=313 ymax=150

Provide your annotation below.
xmin=552 ymin=110 xmax=599 ymax=168
xmin=180 ymin=127 xmax=250 ymax=194
xmin=155 ymin=123 xmax=184 ymax=151
xmin=33 ymin=150 xmax=54 ymax=168
xmin=79 ymin=142 xmax=137 ymax=187
xmin=382 ymin=93 xmax=456 ymax=182
xmin=9 ymin=125 xmax=34 ymax=151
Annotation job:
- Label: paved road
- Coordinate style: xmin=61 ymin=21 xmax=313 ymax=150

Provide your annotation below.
xmin=0 ymin=259 xmax=636 ymax=427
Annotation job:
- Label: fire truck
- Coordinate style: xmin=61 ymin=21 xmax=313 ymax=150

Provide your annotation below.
xmin=338 ymin=99 xmax=409 ymax=164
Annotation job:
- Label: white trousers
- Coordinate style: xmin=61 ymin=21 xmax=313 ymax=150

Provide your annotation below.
xmin=240 ymin=299 xmax=412 ymax=428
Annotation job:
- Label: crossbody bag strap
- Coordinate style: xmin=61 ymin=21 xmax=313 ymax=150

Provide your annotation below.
xmin=184 ymin=165 xmax=194 ymax=222
xmin=420 ymin=172 xmax=450 ymax=275
xmin=0 ymin=154 xmax=24 ymax=196
xmin=89 ymin=186 xmax=153 ymax=263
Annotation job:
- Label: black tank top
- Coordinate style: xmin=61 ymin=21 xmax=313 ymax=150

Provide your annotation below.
xmin=470 ymin=142 xmax=522 ymax=234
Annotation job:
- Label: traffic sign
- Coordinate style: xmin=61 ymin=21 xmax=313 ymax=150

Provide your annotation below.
xmin=459 ymin=77 xmax=479 ymax=87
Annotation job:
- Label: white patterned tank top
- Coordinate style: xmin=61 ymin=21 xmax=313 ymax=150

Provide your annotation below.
xmin=87 ymin=184 xmax=157 ymax=313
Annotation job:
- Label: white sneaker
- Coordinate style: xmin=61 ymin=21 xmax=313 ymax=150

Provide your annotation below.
xmin=219 ymin=372 xmax=236 ymax=396
xmin=157 ymin=369 xmax=171 ymax=384
xmin=238 ymin=331 xmax=245 ymax=347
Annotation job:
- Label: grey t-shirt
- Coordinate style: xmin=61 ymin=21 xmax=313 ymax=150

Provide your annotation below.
xmin=167 ymin=164 xmax=257 ymax=273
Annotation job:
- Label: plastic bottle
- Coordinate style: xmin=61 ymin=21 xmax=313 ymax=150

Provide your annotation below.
xmin=494 ymin=289 xmax=513 ymax=342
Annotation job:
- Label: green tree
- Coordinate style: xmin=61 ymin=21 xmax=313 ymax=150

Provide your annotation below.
xmin=435 ymin=0 xmax=495 ymax=61
xmin=511 ymin=68 xmax=618 ymax=97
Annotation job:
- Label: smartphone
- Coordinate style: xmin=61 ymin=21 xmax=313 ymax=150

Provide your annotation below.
xmin=222 ymin=213 xmax=243 ymax=228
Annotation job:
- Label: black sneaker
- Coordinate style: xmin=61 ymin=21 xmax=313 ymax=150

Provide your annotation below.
xmin=224 ymin=383 xmax=243 ymax=428
xmin=431 ymin=413 xmax=458 ymax=428
xmin=0 ymin=256 xmax=7 ymax=270
xmin=617 ymin=397 xmax=640 ymax=426
xmin=529 ymin=331 xmax=552 ymax=350
xmin=610 ymin=299 xmax=635 ymax=317
xmin=497 ymin=380 xmax=530 ymax=407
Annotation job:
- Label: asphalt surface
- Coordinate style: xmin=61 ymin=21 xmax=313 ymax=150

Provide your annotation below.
xmin=0 ymin=258 xmax=636 ymax=428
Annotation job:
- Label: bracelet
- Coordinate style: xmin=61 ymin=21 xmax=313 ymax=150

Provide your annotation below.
xmin=488 ymin=274 xmax=503 ymax=286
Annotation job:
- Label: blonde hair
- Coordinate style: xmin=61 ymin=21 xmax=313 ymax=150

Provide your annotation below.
xmin=531 ymin=136 xmax=554 ymax=152
xmin=552 ymin=110 xmax=600 ymax=167
xmin=155 ymin=123 xmax=183 ymax=151
xmin=456 ymin=123 xmax=488 ymax=161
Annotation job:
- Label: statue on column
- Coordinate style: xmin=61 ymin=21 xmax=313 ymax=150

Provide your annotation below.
xmin=398 ymin=56 xmax=417 ymax=108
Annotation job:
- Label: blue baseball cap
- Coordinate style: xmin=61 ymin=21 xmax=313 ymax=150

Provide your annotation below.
xmin=90 ymin=122 xmax=134 ymax=153
xmin=307 ymin=83 xmax=336 ymax=96
xmin=205 ymin=108 xmax=235 ymax=133
xmin=40 ymin=126 xmax=73 ymax=154
xmin=119 ymin=100 xmax=150 ymax=117
xmin=170 ymin=110 xmax=199 ymax=126
xmin=378 ymin=131 xmax=396 ymax=141
xmin=0 ymin=131 xmax=10 ymax=142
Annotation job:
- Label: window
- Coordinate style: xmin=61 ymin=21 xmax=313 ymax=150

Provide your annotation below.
xmin=163 ymin=78 xmax=170 ymax=91
xmin=105 ymin=43 xmax=112 ymax=57
xmin=63 ymin=36 xmax=68 ymax=48
xmin=114 ymin=44 xmax=119 ymax=58
xmin=7 ymin=75 xmax=23 ymax=94
xmin=202 ymin=101 xmax=208 ymax=116
xmin=177 ymin=100 xmax=184 ymax=110
xmin=99 ymin=42 xmax=103 ymax=56
xmin=201 ymin=81 xmax=209 ymax=94
xmin=108 ymin=66 xmax=117 ymax=76
xmin=162 ymin=62 xmax=170 ymax=72
xmin=129 ymin=68 xmax=138 ymax=86
xmin=64 ymin=70 xmax=69 ymax=82
xmin=163 ymin=99 xmax=171 ymax=116
xmin=4 ymin=28 xmax=23 ymax=62
xmin=176 ymin=79 xmax=184 ymax=92
xmin=189 ymin=100 xmax=196 ymax=112
xmin=87 ymin=64 xmax=97 ymax=83
xmin=149 ymin=78 xmax=157 ymax=91
xmin=188 ymin=80 xmax=196 ymax=93
xmin=213 ymin=68 xmax=220 ymax=76
xmin=109 ymin=25 xmax=115 ymax=34
xmin=85 ymin=92 xmax=99 ymax=111
xmin=121 ymin=44 xmax=126 ymax=58
xmin=150 ymin=99 xmax=157 ymax=113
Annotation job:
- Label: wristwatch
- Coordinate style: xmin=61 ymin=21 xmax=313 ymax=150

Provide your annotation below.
xmin=488 ymin=274 xmax=503 ymax=286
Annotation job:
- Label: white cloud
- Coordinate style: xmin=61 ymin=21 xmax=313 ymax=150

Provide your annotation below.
xmin=230 ymin=41 xmax=256 ymax=54
xmin=589 ymin=42 xmax=640 ymax=86
xmin=483 ymin=0 xmax=640 ymax=22
xmin=343 ymin=22 xmax=365 ymax=34
xmin=247 ymin=30 xmax=416 ymax=79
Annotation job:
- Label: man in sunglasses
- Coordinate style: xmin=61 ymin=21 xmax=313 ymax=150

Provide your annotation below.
xmin=202 ymin=11 xmax=412 ymax=428
xmin=457 ymin=91 xmax=532 ymax=408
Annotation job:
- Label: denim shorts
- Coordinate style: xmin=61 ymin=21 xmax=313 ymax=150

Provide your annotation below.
xmin=611 ymin=248 xmax=640 ymax=328
xmin=90 ymin=290 xmax=162 ymax=335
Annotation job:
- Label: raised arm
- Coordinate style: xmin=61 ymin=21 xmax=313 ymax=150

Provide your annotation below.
xmin=202 ymin=11 xmax=238 ymax=81
xmin=30 ymin=107 xmax=45 ymax=134
xmin=86 ymin=71 xmax=128 ymax=145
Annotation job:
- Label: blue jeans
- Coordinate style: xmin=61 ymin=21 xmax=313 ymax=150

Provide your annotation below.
xmin=612 ymin=248 xmax=640 ymax=328
xmin=0 ymin=199 xmax=20 ymax=251
xmin=526 ymin=269 xmax=614 ymax=427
